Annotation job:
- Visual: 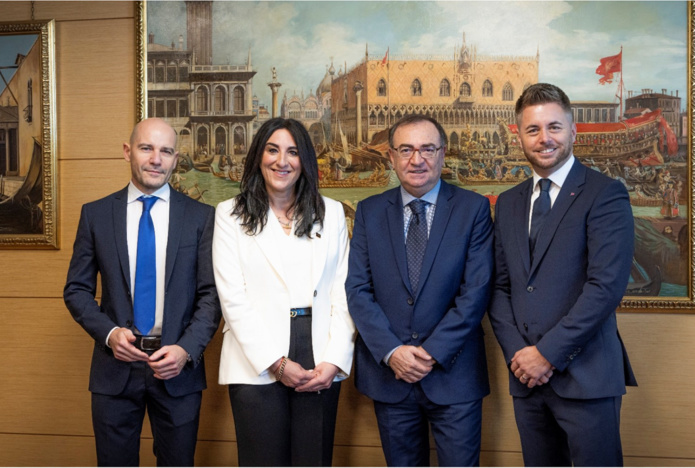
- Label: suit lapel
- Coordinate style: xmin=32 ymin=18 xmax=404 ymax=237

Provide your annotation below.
xmin=513 ymin=179 xmax=533 ymax=275
xmin=415 ymin=181 xmax=453 ymax=299
xmin=165 ymin=188 xmax=185 ymax=289
xmin=530 ymin=159 xmax=585 ymax=275
xmin=253 ymin=212 xmax=288 ymax=287
xmin=310 ymin=221 xmax=327 ymax=291
xmin=386 ymin=189 xmax=411 ymax=295
xmin=113 ymin=187 xmax=131 ymax=293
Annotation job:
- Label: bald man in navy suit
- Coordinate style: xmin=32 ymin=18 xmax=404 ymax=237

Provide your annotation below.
xmin=65 ymin=118 xmax=220 ymax=466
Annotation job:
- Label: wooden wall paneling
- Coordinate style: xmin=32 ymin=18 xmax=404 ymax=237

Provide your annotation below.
xmin=196 ymin=329 xmax=236 ymax=442
xmin=618 ymin=313 xmax=695 ymax=459
xmin=56 ymin=17 xmax=137 ymax=161
xmin=0 ymin=1 xmax=133 ymax=22
xmin=0 ymin=160 xmax=130 ymax=298
xmin=333 ymin=444 xmax=387 ymax=467
xmin=0 ymin=298 xmax=93 ymax=436
xmin=624 ymin=456 xmax=695 ymax=467
xmin=480 ymin=450 xmax=524 ymax=467
xmin=194 ymin=439 xmax=238 ymax=467
xmin=334 ymin=377 xmax=383 ymax=447
xmin=0 ymin=434 xmax=97 ymax=466
xmin=481 ymin=317 xmax=524 ymax=452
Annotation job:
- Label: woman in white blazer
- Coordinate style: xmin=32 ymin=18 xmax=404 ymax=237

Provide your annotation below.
xmin=212 ymin=118 xmax=355 ymax=467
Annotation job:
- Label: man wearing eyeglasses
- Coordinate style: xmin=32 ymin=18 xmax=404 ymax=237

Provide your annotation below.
xmin=346 ymin=114 xmax=494 ymax=466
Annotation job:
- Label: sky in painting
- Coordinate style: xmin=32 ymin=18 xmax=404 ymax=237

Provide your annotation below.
xmin=0 ymin=34 xmax=38 ymax=94
xmin=147 ymin=0 xmax=688 ymax=109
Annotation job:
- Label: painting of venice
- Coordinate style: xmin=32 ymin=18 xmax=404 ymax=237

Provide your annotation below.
xmin=0 ymin=32 xmax=43 ymax=236
xmin=144 ymin=1 xmax=689 ymax=298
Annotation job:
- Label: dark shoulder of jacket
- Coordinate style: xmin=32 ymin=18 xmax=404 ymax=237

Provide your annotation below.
xmin=357 ymin=186 xmax=400 ymax=210
xmin=83 ymin=186 xmax=128 ymax=211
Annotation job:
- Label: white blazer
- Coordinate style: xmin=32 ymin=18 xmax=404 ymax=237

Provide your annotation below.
xmin=213 ymin=196 xmax=355 ymax=385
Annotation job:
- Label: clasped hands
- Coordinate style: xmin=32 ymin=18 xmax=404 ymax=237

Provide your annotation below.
xmin=270 ymin=357 xmax=339 ymax=393
xmin=510 ymin=345 xmax=555 ymax=388
xmin=388 ymin=345 xmax=436 ymax=383
xmin=108 ymin=327 xmax=188 ymax=380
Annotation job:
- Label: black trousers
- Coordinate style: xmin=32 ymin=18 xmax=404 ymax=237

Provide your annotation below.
xmin=229 ymin=315 xmax=341 ymax=466
xmin=91 ymin=360 xmax=201 ymax=467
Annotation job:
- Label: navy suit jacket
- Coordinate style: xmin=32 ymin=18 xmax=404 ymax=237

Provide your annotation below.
xmin=489 ymin=159 xmax=637 ymax=399
xmin=64 ymin=186 xmax=221 ymax=398
xmin=346 ymin=180 xmax=493 ymax=405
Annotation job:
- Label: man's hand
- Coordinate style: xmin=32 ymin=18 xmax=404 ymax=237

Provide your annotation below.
xmin=108 ymin=328 xmax=149 ymax=362
xmin=511 ymin=346 xmax=554 ymax=388
xmin=388 ymin=345 xmax=435 ymax=383
xmin=295 ymin=362 xmax=340 ymax=393
xmin=149 ymin=345 xmax=188 ymax=380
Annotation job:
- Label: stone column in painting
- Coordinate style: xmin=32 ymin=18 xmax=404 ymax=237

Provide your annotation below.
xmin=353 ymin=81 xmax=364 ymax=144
xmin=268 ymin=67 xmax=282 ymax=118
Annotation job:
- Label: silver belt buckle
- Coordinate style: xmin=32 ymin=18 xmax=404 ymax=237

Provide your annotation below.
xmin=290 ymin=309 xmax=297 ymax=318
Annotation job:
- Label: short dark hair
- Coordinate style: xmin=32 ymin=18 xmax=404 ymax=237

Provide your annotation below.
xmin=515 ymin=83 xmax=573 ymax=124
xmin=232 ymin=118 xmax=324 ymax=238
xmin=388 ymin=114 xmax=448 ymax=148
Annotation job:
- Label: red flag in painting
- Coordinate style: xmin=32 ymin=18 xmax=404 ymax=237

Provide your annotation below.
xmin=596 ymin=51 xmax=622 ymax=85
xmin=381 ymin=47 xmax=389 ymax=66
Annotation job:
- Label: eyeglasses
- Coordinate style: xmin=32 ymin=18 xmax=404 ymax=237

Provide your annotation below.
xmin=391 ymin=145 xmax=442 ymax=160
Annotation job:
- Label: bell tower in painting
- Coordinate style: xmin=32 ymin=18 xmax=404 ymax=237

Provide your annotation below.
xmin=185 ymin=1 xmax=212 ymax=65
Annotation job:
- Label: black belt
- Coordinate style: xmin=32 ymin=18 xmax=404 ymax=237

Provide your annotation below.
xmin=290 ymin=307 xmax=312 ymax=317
xmin=133 ymin=334 xmax=162 ymax=351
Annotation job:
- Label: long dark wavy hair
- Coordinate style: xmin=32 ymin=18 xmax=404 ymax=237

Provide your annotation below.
xmin=232 ymin=118 xmax=325 ymax=238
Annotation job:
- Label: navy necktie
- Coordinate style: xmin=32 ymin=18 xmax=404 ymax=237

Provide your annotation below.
xmin=529 ymin=178 xmax=552 ymax=256
xmin=406 ymin=200 xmax=428 ymax=293
xmin=134 ymin=196 xmax=158 ymax=335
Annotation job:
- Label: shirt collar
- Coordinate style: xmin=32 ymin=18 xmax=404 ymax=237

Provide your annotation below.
xmin=127 ymin=182 xmax=171 ymax=204
xmin=532 ymin=155 xmax=575 ymax=190
xmin=400 ymin=179 xmax=441 ymax=208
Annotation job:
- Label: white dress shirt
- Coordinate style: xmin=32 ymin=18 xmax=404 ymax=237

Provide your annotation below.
xmin=126 ymin=182 xmax=170 ymax=335
xmin=272 ymin=210 xmax=313 ymax=308
xmin=528 ymin=155 xmax=575 ymax=233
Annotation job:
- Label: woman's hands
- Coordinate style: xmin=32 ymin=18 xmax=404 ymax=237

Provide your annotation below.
xmin=269 ymin=358 xmax=339 ymax=392
xmin=295 ymin=362 xmax=339 ymax=393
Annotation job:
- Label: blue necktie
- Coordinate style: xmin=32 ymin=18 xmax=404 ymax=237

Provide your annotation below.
xmin=134 ymin=196 xmax=158 ymax=335
xmin=529 ymin=178 xmax=552 ymax=257
xmin=406 ymin=200 xmax=428 ymax=293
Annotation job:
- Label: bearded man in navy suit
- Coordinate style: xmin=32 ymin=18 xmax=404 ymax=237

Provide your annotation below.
xmin=346 ymin=114 xmax=493 ymax=466
xmin=64 ymin=118 xmax=221 ymax=466
xmin=489 ymin=83 xmax=636 ymax=466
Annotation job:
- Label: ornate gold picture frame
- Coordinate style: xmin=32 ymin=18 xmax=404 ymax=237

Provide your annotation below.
xmin=0 ymin=20 xmax=57 ymax=249
xmin=136 ymin=1 xmax=694 ymax=311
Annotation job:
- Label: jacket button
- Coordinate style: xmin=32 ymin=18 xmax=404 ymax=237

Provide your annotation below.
xmin=527 ymin=286 xmax=534 ymax=292
xmin=313 ymin=290 xmax=317 ymax=297
xmin=407 ymin=297 xmax=414 ymax=305
xmin=523 ymin=323 xmax=528 ymax=331
xmin=126 ymin=320 xmax=132 ymax=327
xmin=411 ymin=332 xmax=419 ymax=340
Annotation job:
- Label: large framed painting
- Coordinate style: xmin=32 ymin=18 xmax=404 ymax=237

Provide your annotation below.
xmin=136 ymin=1 xmax=693 ymax=311
xmin=0 ymin=20 xmax=57 ymax=249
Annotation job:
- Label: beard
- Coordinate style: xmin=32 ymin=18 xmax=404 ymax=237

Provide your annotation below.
xmin=522 ymin=142 xmax=573 ymax=175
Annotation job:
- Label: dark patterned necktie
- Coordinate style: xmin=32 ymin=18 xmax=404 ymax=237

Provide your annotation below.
xmin=406 ymin=200 xmax=428 ymax=293
xmin=134 ymin=196 xmax=157 ymax=334
xmin=529 ymin=178 xmax=551 ymax=257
